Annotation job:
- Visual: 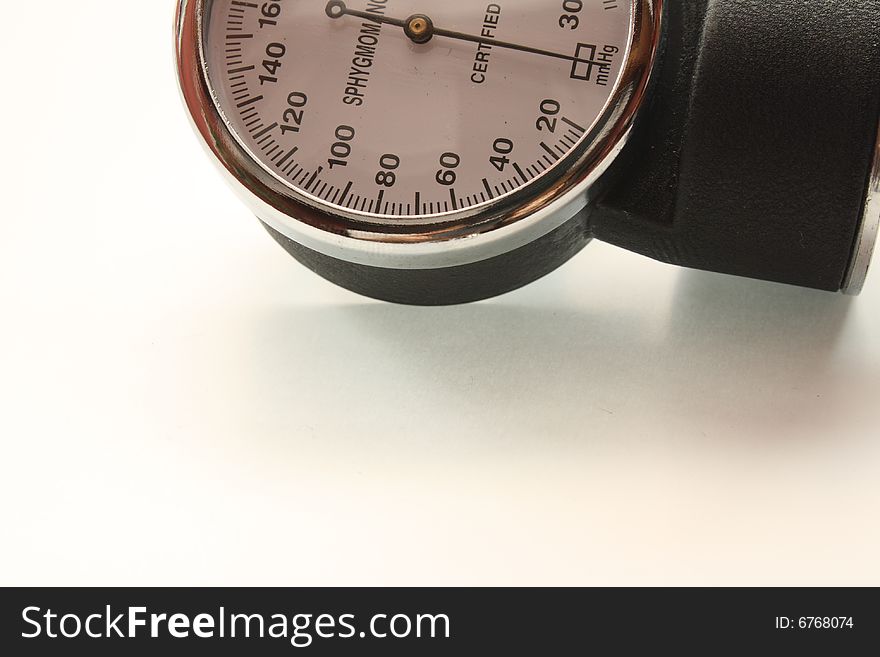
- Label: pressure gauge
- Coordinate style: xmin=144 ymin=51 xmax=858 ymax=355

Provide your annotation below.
xmin=177 ymin=1 xmax=880 ymax=304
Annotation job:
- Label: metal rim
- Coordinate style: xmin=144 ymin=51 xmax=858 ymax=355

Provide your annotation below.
xmin=175 ymin=0 xmax=663 ymax=270
xmin=842 ymin=116 xmax=880 ymax=295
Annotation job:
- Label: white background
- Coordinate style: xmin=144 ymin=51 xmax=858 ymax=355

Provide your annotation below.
xmin=1 ymin=3 xmax=878 ymax=586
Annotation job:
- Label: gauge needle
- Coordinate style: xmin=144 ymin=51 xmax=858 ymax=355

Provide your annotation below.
xmin=325 ymin=1 xmax=606 ymax=67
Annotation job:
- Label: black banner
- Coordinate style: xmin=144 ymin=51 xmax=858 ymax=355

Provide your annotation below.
xmin=1 ymin=588 xmax=877 ymax=654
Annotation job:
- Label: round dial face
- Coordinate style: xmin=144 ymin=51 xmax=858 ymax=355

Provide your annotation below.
xmin=204 ymin=0 xmax=634 ymax=224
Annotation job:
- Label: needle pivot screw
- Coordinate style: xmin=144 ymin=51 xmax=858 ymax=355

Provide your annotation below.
xmin=404 ymin=14 xmax=434 ymax=44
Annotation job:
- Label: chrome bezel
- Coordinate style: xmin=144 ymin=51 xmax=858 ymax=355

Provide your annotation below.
xmin=176 ymin=0 xmax=663 ymax=269
xmin=843 ymin=116 xmax=880 ymax=295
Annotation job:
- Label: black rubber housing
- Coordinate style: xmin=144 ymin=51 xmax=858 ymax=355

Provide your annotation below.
xmin=264 ymin=214 xmax=590 ymax=306
xmin=591 ymin=0 xmax=880 ymax=291
xmin=266 ymin=0 xmax=880 ymax=304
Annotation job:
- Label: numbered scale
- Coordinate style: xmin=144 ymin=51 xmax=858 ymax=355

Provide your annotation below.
xmin=177 ymin=1 xmax=880 ymax=303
